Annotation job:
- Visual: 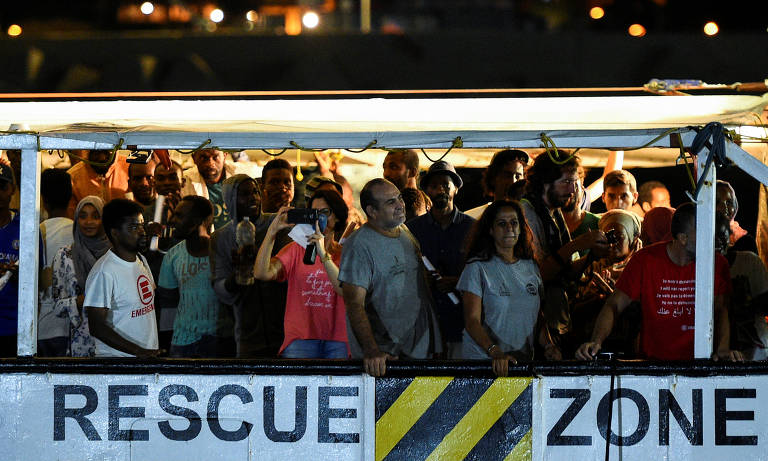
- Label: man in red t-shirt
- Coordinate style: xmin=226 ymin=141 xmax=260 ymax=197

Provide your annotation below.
xmin=576 ymin=202 xmax=743 ymax=361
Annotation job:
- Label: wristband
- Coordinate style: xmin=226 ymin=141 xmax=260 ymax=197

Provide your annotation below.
xmin=486 ymin=344 xmax=498 ymax=356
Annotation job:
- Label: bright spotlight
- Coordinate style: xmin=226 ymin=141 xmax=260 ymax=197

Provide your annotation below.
xmin=210 ymin=8 xmax=224 ymax=23
xmin=589 ymin=7 xmax=605 ymax=20
xmin=7 ymin=24 xmax=21 ymax=37
xmin=246 ymin=10 xmax=258 ymax=22
xmin=704 ymin=21 xmax=719 ymax=36
xmin=628 ymin=23 xmax=646 ymax=37
xmin=140 ymin=2 xmax=154 ymax=15
xmin=302 ymin=11 xmax=319 ymax=29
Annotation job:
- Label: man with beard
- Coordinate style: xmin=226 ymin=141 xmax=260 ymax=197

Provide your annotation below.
xmin=261 ymin=158 xmax=294 ymax=213
xmin=562 ymin=167 xmax=600 ymax=256
xmin=127 ymin=162 xmax=158 ymax=223
xmin=406 ymin=161 xmax=475 ymax=358
xmin=382 ymin=149 xmax=430 ymax=215
xmin=182 ymin=149 xmax=239 ymax=230
xmin=339 ymin=178 xmax=442 ymax=376
xmin=576 ymin=203 xmax=742 ymax=361
xmin=157 ymin=195 xmax=234 ymax=358
xmin=521 ymin=151 xmax=609 ymax=351
xmin=210 ymin=174 xmax=290 ymax=357
xmin=85 ymin=199 xmax=159 ymax=357
xmin=67 ymin=149 xmax=131 ymax=218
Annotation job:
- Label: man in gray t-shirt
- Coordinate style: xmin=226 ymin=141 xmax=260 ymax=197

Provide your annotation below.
xmin=339 ymin=178 xmax=441 ymax=376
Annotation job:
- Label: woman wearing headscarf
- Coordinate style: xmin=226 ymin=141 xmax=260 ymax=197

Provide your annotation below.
xmin=572 ymin=209 xmax=642 ymax=354
xmin=640 ymin=206 xmax=674 ymax=245
xmin=716 ymin=180 xmax=758 ymax=253
xmin=51 ymin=196 xmax=111 ymax=357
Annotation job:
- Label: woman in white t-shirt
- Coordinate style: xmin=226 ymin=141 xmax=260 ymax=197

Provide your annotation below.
xmin=458 ymin=200 xmax=559 ymax=376
xmin=51 ymin=196 xmax=110 ymax=357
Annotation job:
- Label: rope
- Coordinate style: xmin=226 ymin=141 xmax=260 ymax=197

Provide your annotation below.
xmin=539 ymin=133 xmax=574 ymax=165
xmin=64 ymin=138 xmax=124 ymax=167
xmin=421 ymin=136 xmax=463 ymax=163
xmin=289 ymin=141 xmax=324 ymax=152
xmin=672 ymin=133 xmax=697 ymax=192
xmin=296 ymin=149 xmax=304 ymax=182
xmin=176 ymin=139 xmax=212 ymax=155
xmin=689 ymin=122 xmax=730 ymax=201
xmin=346 ymin=139 xmax=378 ymax=153
xmin=260 ymin=148 xmax=289 ymax=157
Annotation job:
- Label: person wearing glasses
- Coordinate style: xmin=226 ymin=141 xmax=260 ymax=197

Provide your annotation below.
xmin=254 ymin=189 xmax=350 ymax=359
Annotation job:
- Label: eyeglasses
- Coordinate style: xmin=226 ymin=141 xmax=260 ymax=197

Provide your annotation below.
xmin=316 ymin=208 xmax=332 ymax=217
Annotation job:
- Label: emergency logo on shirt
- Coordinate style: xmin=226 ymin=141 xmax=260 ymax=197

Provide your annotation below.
xmin=137 ymin=275 xmax=153 ymax=305
xmin=526 ymin=282 xmax=537 ymax=296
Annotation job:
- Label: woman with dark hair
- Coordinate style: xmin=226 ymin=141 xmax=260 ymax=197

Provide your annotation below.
xmin=254 ymin=189 xmax=349 ymax=358
xmin=51 ymin=196 xmax=110 ymax=357
xmin=458 ymin=200 xmax=559 ymax=376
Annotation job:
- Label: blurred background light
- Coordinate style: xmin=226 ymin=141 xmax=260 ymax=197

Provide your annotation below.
xmin=246 ymin=10 xmax=258 ymax=22
xmin=302 ymin=11 xmax=319 ymax=29
xmin=589 ymin=7 xmax=605 ymax=20
xmin=140 ymin=2 xmax=154 ymax=15
xmin=704 ymin=21 xmax=719 ymax=36
xmin=209 ymin=8 xmax=224 ymax=23
xmin=7 ymin=24 xmax=21 ymax=37
xmin=628 ymin=23 xmax=646 ymax=37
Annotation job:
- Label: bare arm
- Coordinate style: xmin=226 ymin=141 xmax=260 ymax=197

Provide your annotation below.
xmin=713 ymin=294 xmax=743 ymax=361
xmin=575 ymin=288 xmax=633 ymax=360
xmin=253 ymin=207 xmax=291 ymax=281
xmin=86 ymin=307 xmax=160 ymax=357
xmin=342 ymin=282 xmax=393 ymax=376
xmin=463 ymin=291 xmax=515 ymax=376
xmin=312 ymin=223 xmax=343 ymax=296
xmin=538 ymin=230 xmax=609 ymax=282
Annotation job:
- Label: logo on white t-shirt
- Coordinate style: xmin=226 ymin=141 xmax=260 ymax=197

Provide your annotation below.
xmin=137 ymin=274 xmax=153 ymax=305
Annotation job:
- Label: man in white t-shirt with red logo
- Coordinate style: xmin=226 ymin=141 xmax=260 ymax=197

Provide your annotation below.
xmin=85 ymin=198 xmax=159 ymax=357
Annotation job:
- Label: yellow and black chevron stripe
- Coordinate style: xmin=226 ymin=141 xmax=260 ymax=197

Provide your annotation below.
xmin=376 ymin=377 xmax=532 ymax=461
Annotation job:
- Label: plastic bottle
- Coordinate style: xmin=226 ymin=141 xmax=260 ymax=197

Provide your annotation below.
xmin=235 ymin=216 xmax=256 ymax=285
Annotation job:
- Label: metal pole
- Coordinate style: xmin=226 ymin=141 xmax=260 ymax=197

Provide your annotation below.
xmin=693 ymin=149 xmax=715 ymax=359
xmin=360 ymin=0 xmax=371 ymax=33
xmin=17 ymin=139 xmax=40 ymax=357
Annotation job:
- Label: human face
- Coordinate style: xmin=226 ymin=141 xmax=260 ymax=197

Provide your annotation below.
xmin=604 ymin=223 xmax=631 ymax=262
xmin=236 ymin=179 xmax=262 ymax=221
xmin=678 ymin=219 xmax=696 ymax=260
xmin=716 ymin=186 xmax=736 ymax=222
xmin=170 ymin=200 xmax=198 ymax=240
xmin=562 ymin=180 xmax=584 ymax=213
xmin=383 ymin=153 xmax=408 ymax=190
xmin=262 ymin=168 xmax=293 ymax=213
xmin=492 ymin=160 xmax=525 ymax=200
xmin=193 ymin=149 xmax=225 ymax=184
xmin=545 ymin=169 xmax=579 ymax=209
xmin=715 ymin=220 xmax=731 ymax=256
xmin=128 ymin=163 xmax=156 ymax=205
xmin=88 ymin=150 xmax=113 ymax=175
xmin=154 ymin=165 xmax=183 ymax=196
xmin=603 ymin=184 xmax=637 ymax=211
xmin=424 ymin=173 xmax=456 ymax=210
xmin=369 ymin=183 xmax=405 ymax=229
xmin=310 ymin=197 xmax=337 ymax=235
xmin=490 ymin=207 xmax=520 ymax=252
xmin=113 ymin=214 xmax=146 ymax=253
xmin=649 ymin=187 xmax=671 ymax=209
xmin=77 ymin=204 xmax=103 ymax=238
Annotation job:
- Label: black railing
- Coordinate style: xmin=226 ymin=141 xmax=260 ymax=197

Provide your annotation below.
xmin=2 ymin=358 xmax=768 ymax=377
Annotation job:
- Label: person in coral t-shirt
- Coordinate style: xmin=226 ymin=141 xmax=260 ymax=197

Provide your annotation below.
xmin=254 ymin=189 xmax=350 ymax=358
xmin=576 ymin=203 xmax=742 ymax=361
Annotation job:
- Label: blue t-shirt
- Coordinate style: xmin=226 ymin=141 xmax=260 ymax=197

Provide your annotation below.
xmin=0 ymin=213 xmax=20 ymax=336
xmin=158 ymin=241 xmax=233 ymax=346
xmin=207 ymin=182 xmax=230 ymax=230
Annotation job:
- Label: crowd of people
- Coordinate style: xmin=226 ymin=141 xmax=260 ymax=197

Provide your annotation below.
xmin=0 ymin=145 xmax=762 ymax=376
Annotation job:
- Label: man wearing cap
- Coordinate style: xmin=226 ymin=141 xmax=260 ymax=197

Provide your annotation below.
xmin=466 ymin=149 xmax=529 ymax=219
xmin=406 ymin=161 xmax=475 ymax=358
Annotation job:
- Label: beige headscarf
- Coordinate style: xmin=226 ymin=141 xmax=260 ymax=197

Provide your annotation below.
xmin=599 ymin=209 xmax=642 ymax=254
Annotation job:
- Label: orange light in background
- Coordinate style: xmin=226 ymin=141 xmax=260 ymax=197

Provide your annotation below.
xmin=704 ymin=21 xmax=719 ymax=36
xmin=140 ymin=2 xmax=154 ymax=15
xmin=246 ymin=10 xmax=258 ymax=22
xmin=7 ymin=25 xmax=21 ymax=37
xmin=302 ymin=11 xmax=319 ymax=28
xmin=589 ymin=7 xmax=605 ymax=20
xmin=628 ymin=24 xmax=646 ymax=37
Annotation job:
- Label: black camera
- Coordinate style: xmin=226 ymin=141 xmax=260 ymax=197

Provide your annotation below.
xmin=286 ymin=208 xmax=320 ymax=224
xmin=605 ymin=229 xmax=619 ymax=245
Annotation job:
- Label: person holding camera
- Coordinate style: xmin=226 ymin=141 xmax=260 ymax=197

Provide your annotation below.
xmin=254 ymin=189 xmax=349 ymax=358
